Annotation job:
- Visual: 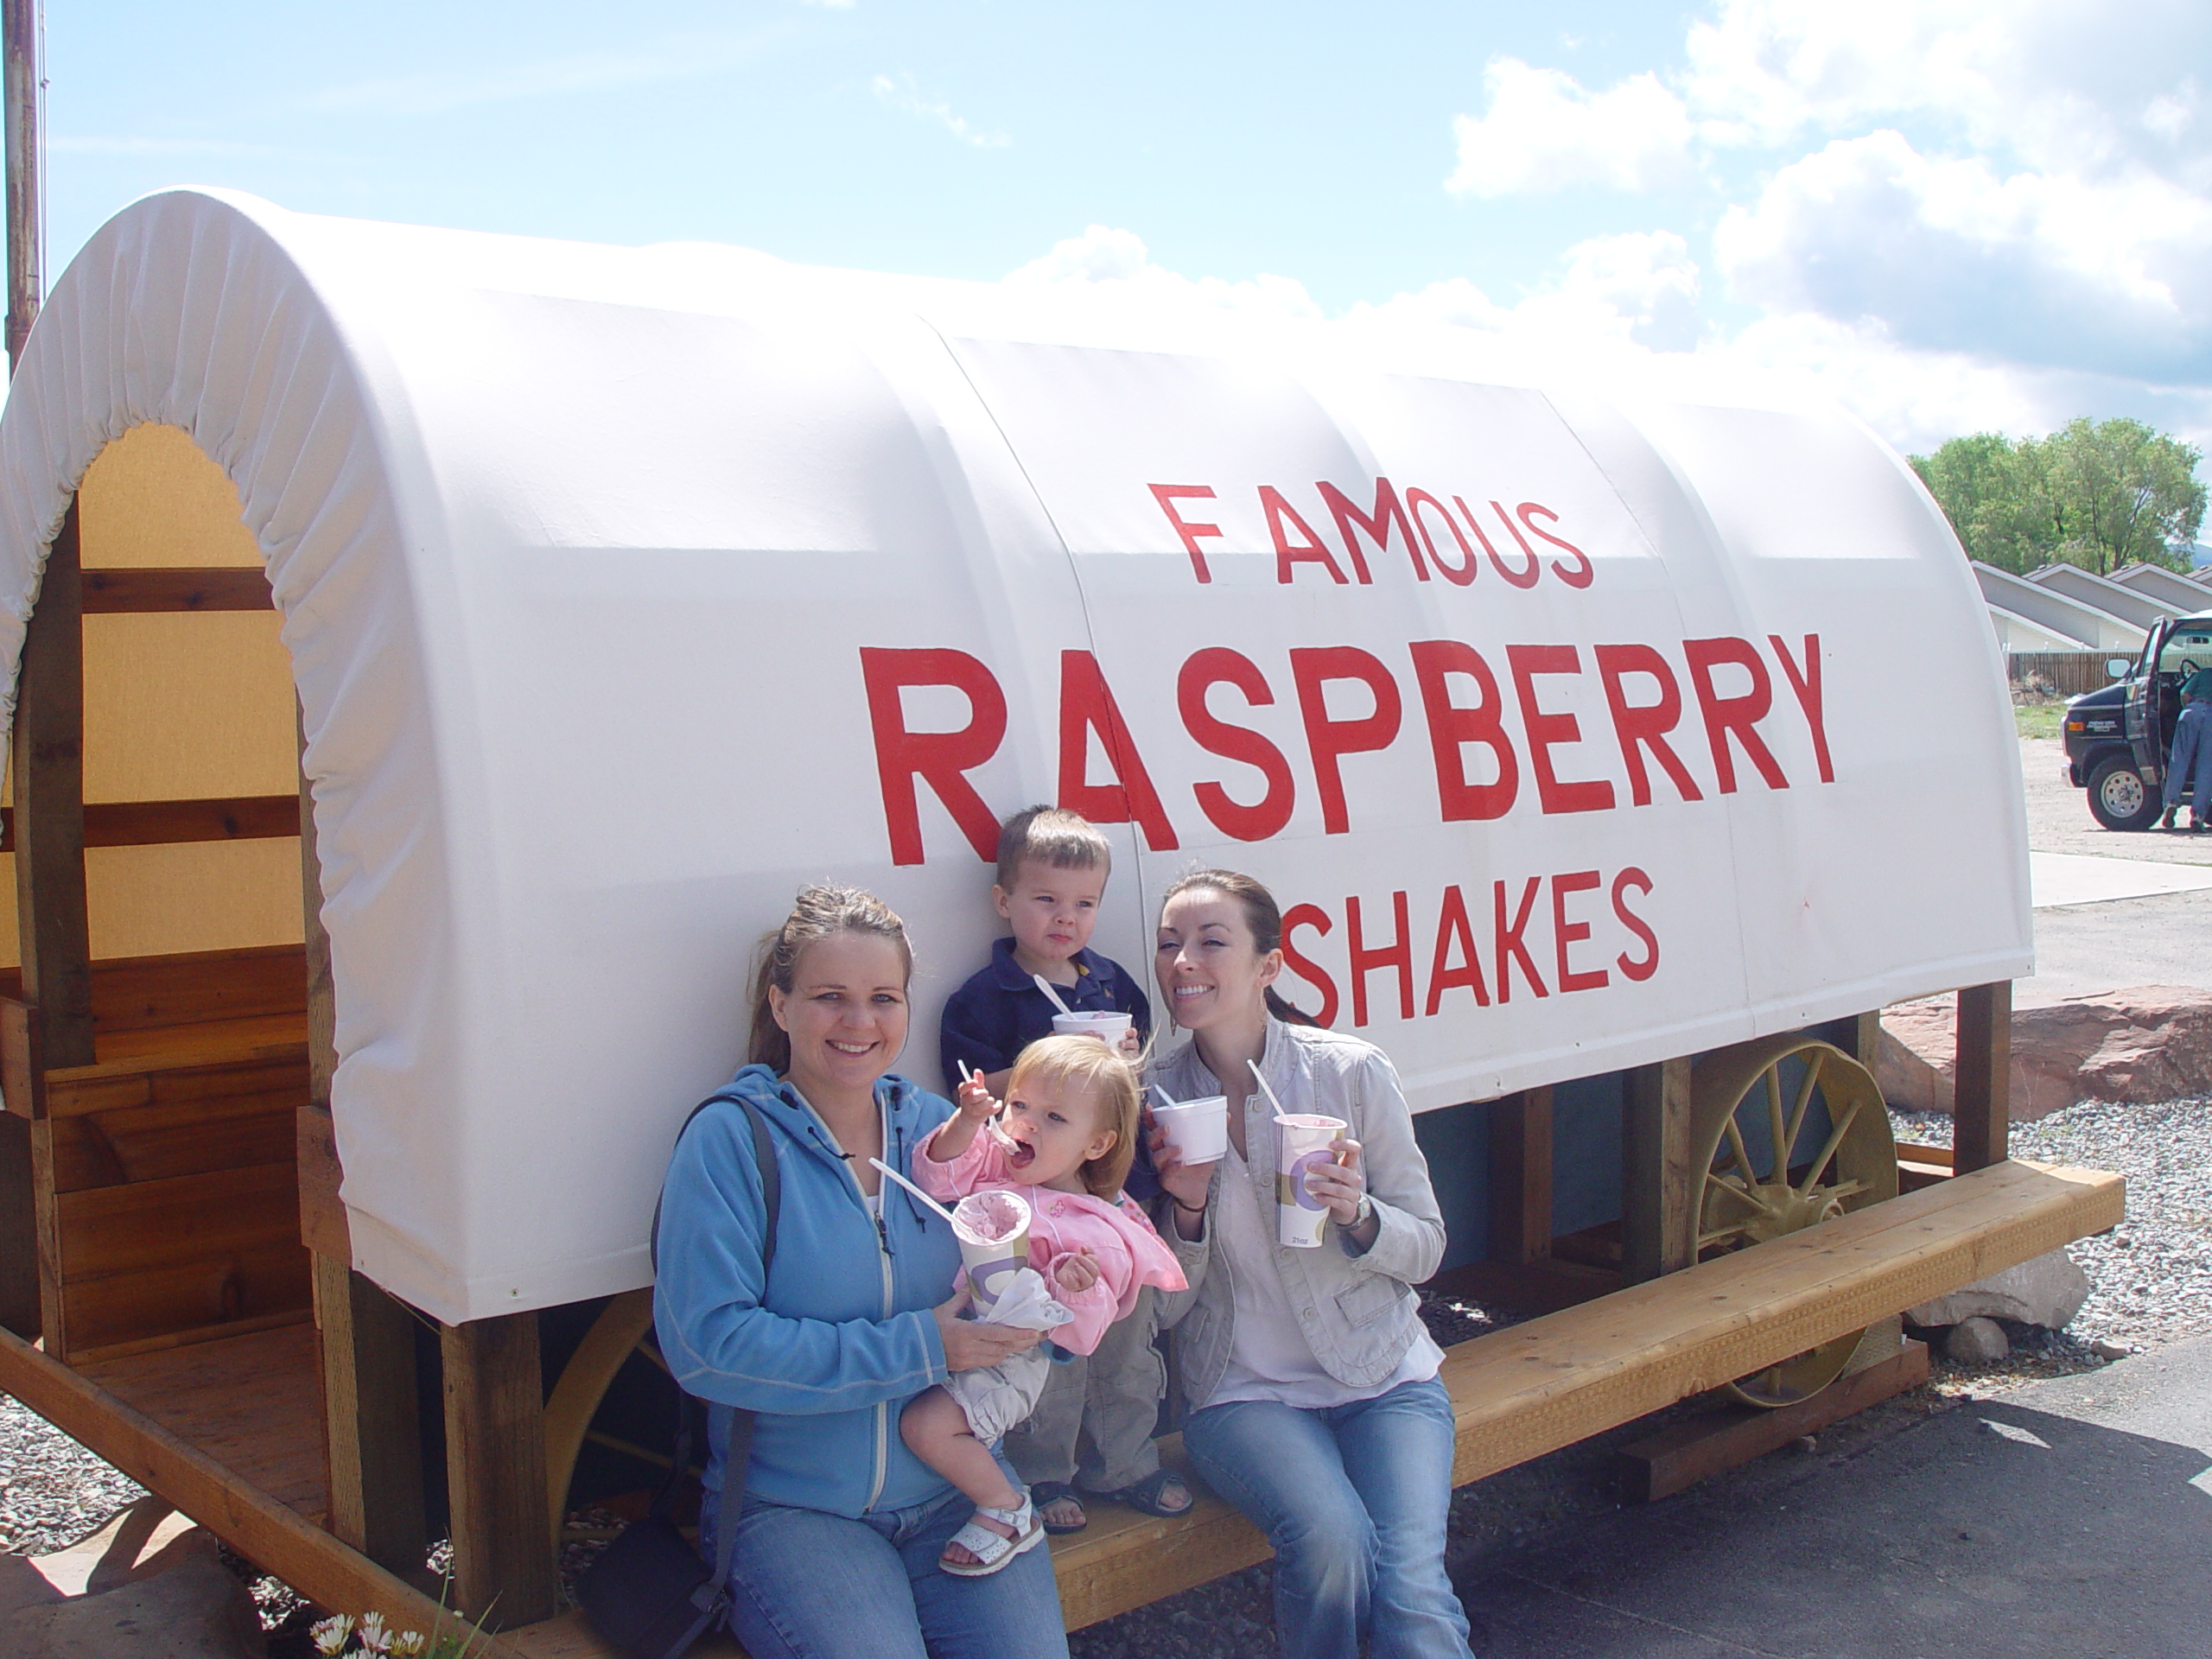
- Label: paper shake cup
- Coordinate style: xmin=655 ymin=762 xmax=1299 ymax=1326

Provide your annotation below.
xmin=1153 ymin=1093 xmax=1230 ymax=1166
xmin=951 ymin=1190 xmax=1032 ymax=1314
xmin=1052 ymin=1010 xmax=1133 ymax=1046
xmin=1274 ymin=1115 xmax=1348 ymax=1248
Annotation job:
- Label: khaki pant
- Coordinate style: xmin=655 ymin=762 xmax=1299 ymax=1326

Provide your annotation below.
xmin=1004 ymin=1287 xmax=1165 ymax=1493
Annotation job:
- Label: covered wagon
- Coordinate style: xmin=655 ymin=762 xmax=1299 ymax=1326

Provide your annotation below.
xmin=0 ymin=188 xmax=2120 ymax=1650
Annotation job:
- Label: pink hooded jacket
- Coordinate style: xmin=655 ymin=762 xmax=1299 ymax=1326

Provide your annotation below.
xmin=915 ymin=1122 xmax=1187 ymax=1357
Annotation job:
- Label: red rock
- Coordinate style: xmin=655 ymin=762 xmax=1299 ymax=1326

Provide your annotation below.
xmin=1878 ymin=985 xmax=2212 ymax=1120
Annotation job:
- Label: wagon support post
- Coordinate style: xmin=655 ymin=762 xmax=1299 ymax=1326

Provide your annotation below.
xmin=1622 ymin=1057 xmax=1694 ymax=1282
xmin=301 ymin=714 xmax=431 ymax=1579
xmin=1954 ymin=982 xmax=2011 ymax=1173
xmin=3 ymin=505 xmax=91 ymax=1344
xmin=441 ymin=1313 xmax=556 ymax=1627
xmin=1487 ymin=1086 xmax=1554 ymax=1264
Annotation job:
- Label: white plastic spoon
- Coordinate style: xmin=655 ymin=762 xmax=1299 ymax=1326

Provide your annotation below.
xmin=1032 ymin=974 xmax=1075 ymax=1017
xmin=1246 ymin=1058 xmax=1289 ymax=1118
xmin=868 ymin=1157 xmax=961 ymax=1228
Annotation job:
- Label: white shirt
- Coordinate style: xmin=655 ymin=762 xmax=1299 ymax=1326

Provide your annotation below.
xmin=1203 ymin=1139 xmax=1442 ymax=1410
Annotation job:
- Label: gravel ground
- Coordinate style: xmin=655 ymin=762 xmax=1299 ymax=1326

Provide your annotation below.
xmin=0 ymin=1395 xmax=146 ymax=1555
xmin=1891 ymin=1096 xmax=2212 ymax=1360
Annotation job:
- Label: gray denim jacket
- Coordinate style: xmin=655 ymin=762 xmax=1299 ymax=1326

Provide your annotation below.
xmin=1148 ymin=1019 xmax=1446 ymax=1411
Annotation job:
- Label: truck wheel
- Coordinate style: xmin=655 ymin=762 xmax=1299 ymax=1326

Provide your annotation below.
xmin=2087 ymin=755 xmax=2160 ymax=830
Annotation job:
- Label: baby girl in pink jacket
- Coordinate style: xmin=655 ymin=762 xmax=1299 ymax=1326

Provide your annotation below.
xmin=899 ymin=1035 xmax=1185 ymax=1577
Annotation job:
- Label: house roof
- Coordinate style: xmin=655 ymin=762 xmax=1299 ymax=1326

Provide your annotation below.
xmin=1974 ymin=563 xmax=2146 ymax=651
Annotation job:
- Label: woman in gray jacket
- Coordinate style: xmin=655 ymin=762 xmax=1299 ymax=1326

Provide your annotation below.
xmin=1147 ymin=869 xmax=1474 ymax=1659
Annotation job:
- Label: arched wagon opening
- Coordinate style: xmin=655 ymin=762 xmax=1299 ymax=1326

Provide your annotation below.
xmin=0 ymin=416 xmax=681 ymax=1624
xmin=1 ymin=423 xmax=308 ymax=1369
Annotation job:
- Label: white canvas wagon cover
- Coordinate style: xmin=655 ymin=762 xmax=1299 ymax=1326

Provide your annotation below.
xmin=0 ymin=189 xmax=2029 ymax=1324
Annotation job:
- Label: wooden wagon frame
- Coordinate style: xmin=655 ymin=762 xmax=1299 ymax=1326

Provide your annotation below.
xmin=0 ymin=194 xmax=2123 ymax=1656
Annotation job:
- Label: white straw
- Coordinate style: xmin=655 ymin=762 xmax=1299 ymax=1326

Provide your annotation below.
xmin=1247 ymin=1058 xmax=1289 ymax=1118
xmin=957 ymin=1058 xmax=976 ymax=1086
xmin=868 ymin=1157 xmax=961 ymax=1227
xmin=1032 ymin=974 xmax=1075 ymax=1016
xmin=1148 ymin=1082 xmax=1183 ymax=1111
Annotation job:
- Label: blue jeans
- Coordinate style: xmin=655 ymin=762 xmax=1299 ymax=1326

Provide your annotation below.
xmin=1183 ymin=1377 xmax=1473 ymax=1659
xmin=2167 ymin=701 xmax=2212 ymax=814
xmin=712 ymin=1481 xmax=1070 ymax=1659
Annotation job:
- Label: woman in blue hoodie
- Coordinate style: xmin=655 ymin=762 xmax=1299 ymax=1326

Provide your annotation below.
xmin=654 ymin=884 xmax=1069 ymax=1658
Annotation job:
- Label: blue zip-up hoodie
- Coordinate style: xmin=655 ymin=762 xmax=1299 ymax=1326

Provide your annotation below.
xmin=653 ymin=1064 xmax=964 ymax=1517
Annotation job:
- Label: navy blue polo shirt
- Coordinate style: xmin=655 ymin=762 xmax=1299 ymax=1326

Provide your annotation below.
xmin=939 ymin=938 xmax=1158 ymax=1198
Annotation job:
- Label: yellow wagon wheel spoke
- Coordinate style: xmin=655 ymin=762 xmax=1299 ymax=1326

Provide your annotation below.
xmin=1784 ymin=1050 xmax=1822 ymax=1161
xmin=1721 ymin=1116 xmax=1758 ymax=1183
xmin=1796 ymin=1100 xmax=1862 ymax=1196
xmin=1704 ymin=1172 xmax=1766 ymax=1214
xmin=1765 ymin=1066 xmax=1789 ymax=1179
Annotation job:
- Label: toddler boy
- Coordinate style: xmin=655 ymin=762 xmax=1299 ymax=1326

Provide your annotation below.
xmin=938 ymin=805 xmax=1152 ymax=1100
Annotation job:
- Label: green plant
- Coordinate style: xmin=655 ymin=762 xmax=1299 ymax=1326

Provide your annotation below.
xmin=308 ymin=1607 xmax=492 ymax=1658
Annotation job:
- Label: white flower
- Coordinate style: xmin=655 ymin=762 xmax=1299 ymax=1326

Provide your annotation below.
xmin=310 ymin=1613 xmax=354 ymax=1656
xmin=357 ymin=1610 xmax=391 ymax=1654
xmin=389 ymin=1633 xmax=426 ymax=1657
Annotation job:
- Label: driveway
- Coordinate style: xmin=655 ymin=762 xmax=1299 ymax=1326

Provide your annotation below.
xmin=2018 ymin=736 xmax=2212 ymax=1006
xmin=1458 ymin=1333 xmax=2212 ymax=1659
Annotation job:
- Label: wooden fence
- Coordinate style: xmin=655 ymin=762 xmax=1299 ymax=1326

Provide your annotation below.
xmin=2008 ymin=650 xmax=2122 ymax=697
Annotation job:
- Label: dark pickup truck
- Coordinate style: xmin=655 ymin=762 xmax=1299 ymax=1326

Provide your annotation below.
xmin=2064 ymin=612 xmax=2212 ymax=829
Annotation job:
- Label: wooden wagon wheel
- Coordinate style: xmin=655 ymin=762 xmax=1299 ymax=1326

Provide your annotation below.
xmin=1681 ymin=1035 xmax=1898 ymax=1408
xmin=542 ymin=1288 xmax=689 ymax=1547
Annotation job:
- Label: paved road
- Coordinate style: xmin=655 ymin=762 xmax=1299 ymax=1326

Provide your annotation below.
xmin=1456 ymin=1335 xmax=2212 ymax=1659
xmin=2020 ymin=736 xmax=2212 ymax=1006
xmin=2020 ymin=736 xmax=2212 ymax=866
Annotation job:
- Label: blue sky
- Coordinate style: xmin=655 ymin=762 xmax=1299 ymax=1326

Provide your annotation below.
xmin=37 ymin=0 xmax=2212 ymax=463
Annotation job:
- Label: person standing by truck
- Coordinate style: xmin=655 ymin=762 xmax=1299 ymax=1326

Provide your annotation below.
xmin=2158 ymin=663 xmax=2212 ymax=830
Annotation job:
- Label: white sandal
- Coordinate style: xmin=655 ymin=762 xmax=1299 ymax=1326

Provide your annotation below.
xmin=939 ymin=1494 xmax=1045 ymax=1578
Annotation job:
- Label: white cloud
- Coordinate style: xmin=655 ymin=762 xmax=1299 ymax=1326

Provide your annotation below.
xmin=998 ymin=221 xmax=2212 ymax=471
xmin=871 ymin=73 xmax=1008 ymax=149
xmin=1003 ymin=226 xmax=1320 ymax=322
xmin=1716 ymin=130 xmax=2212 ymax=378
xmin=1556 ymin=230 xmax=1703 ymax=351
xmin=1348 ymin=231 xmax=1702 ymax=356
xmin=1012 ymin=6 xmax=2212 ymax=482
xmin=1682 ymin=0 xmax=2212 ymax=176
xmin=1446 ymin=58 xmax=1694 ymax=197
xmin=2143 ymin=85 xmax=2196 ymax=145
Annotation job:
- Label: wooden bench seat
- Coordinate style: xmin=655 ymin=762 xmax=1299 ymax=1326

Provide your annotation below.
xmin=508 ymin=1156 xmax=2123 ymax=1653
xmin=1052 ymin=1155 xmax=2120 ymax=1630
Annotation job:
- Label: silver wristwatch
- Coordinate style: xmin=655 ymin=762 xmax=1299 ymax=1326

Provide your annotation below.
xmin=1351 ymin=1192 xmax=1376 ymax=1230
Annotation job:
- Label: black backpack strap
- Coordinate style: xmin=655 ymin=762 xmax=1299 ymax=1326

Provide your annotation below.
xmin=696 ymin=1098 xmax=776 ymax=1611
xmin=652 ymin=1090 xmax=781 ymax=1276
xmin=647 ymin=1092 xmax=782 ymax=1562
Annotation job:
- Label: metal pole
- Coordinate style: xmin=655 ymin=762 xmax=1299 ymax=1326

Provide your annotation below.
xmin=4 ymin=0 xmax=40 ymax=372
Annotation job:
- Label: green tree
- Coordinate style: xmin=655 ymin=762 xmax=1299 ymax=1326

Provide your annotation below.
xmin=1911 ymin=418 xmax=2207 ymax=575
